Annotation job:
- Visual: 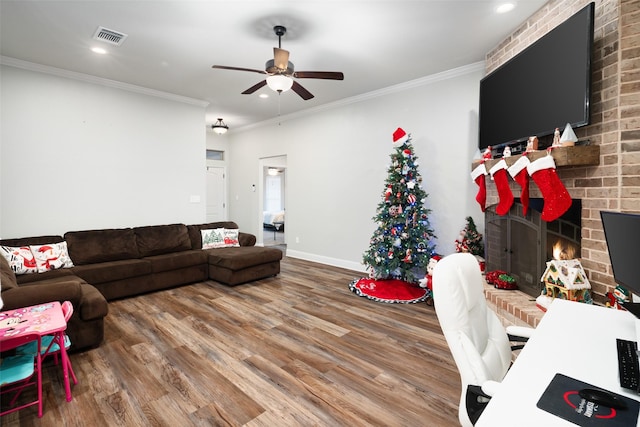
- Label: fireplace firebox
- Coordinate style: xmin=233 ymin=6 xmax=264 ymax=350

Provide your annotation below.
xmin=485 ymin=198 xmax=582 ymax=297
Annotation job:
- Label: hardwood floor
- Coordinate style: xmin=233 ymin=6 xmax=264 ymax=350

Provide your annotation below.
xmin=2 ymin=257 xmax=461 ymax=426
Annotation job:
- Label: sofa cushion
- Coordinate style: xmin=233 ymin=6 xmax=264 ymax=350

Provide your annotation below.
xmin=0 ymin=245 xmax=38 ymax=275
xmin=208 ymin=246 xmax=283 ymax=270
xmin=30 ymin=241 xmax=74 ymax=273
xmin=1 ymin=278 xmax=83 ymax=312
xmin=201 ymin=228 xmax=226 ymax=249
xmin=144 ymin=250 xmax=208 ymax=273
xmin=15 ymin=268 xmax=75 ymax=285
xmin=72 ymin=259 xmax=151 ymax=284
xmin=65 ymin=228 xmax=140 ymax=265
xmin=0 ymin=235 xmax=64 ymax=247
xmin=187 ymin=222 xmax=239 ymax=249
xmin=134 ymin=224 xmax=191 ymax=257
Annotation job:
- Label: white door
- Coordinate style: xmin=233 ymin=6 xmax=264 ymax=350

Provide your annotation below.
xmin=206 ymin=167 xmax=225 ymax=222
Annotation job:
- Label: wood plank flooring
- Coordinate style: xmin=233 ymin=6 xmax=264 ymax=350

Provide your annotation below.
xmin=2 ymin=257 xmax=460 ymax=426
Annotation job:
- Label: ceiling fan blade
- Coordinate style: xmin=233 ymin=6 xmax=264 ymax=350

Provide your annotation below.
xmin=212 ymin=65 xmax=267 ymax=75
xmin=273 ymin=48 xmax=290 ymax=70
xmin=293 ymin=71 xmax=344 ymax=80
xmin=291 ymin=81 xmax=314 ymax=100
xmin=242 ymin=80 xmax=268 ymax=95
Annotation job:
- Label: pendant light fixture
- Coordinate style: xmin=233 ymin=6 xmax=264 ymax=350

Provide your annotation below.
xmin=211 ymin=118 xmax=229 ymax=135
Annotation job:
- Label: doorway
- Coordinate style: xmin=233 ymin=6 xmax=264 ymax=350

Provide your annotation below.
xmin=206 ymin=166 xmax=226 ymax=222
xmin=258 ymin=156 xmax=287 ymax=247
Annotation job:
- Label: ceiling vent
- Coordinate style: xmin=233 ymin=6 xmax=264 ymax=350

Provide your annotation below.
xmin=93 ymin=26 xmax=128 ymax=46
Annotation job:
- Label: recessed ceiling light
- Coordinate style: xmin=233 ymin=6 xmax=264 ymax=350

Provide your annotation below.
xmin=259 ymin=93 xmax=269 ymax=99
xmin=91 ymin=47 xmax=107 ymax=54
xmin=496 ymin=2 xmax=515 ymax=13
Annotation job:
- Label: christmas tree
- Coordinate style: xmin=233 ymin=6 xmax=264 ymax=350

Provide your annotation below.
xmin=454 ymin=216 xmax=484 ymax=256
xmin=362 ymin=128 xmax=437 ymax=283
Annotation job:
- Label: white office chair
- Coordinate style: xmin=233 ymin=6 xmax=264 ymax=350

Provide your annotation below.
xmin=432 ymin=253 xmax=533 ymax=426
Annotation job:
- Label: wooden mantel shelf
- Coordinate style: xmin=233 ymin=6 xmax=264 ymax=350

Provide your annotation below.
xmin=471 ymin=145 xmax=600 ymax=171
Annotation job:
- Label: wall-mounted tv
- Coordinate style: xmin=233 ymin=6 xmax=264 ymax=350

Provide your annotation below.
xmin=478 ymin=2 xmax=594 ymax=150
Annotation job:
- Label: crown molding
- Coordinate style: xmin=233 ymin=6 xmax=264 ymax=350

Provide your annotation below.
xmin=0 ymin=56 xmax=210 ymax=108
xmin=236 ymin=61 xmax=485 ymax=133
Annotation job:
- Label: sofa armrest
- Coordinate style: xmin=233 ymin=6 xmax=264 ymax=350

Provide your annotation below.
xmin=1 ymin=281 xmax=83 ymax=311
xmin=239 ymin=232 xmax=256 ymax=247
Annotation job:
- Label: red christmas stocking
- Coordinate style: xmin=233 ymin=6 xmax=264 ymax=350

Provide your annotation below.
xmin=508 ymin=155 xmax=531 ymax=216
xmin=471 ymin=163 xmax=488 ymax=212
xmin=527 ymin=155 xmax=572 ymax=222
xmin=489 ymin=159 xmax=514 ymax=216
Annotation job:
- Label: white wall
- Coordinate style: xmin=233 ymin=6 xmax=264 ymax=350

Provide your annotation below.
xmin=0 ymin=62 xmax=486 ymax=273
xmin=0 ymin=65 xmax=207 ymax=238
xmin=227 ymin=64 xmax=486 ymax=272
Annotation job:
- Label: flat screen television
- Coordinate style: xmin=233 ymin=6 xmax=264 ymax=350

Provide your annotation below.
xmin=600 ymin=211 xmax=640 ymax=317
xmin=478 ymin=2 xmax=594 ymax=150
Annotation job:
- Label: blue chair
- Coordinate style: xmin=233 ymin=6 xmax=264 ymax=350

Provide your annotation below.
xmin=0 ymin=333 xmax=43 ymax=417
xmin=17 ymin=301 xmax=77 ymax=385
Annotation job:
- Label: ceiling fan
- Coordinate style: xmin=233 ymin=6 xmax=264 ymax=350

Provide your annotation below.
xmin=212 ymin=25 xmax=344 ymax=100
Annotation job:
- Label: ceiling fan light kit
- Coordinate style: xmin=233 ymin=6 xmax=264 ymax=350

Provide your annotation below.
xmin=212 ymin=25 xmax=344 ymax=101
xmin=211 ymin=118 xmax=229 ymax=135
xmin=266 ymin=74 xmax=293 ymax=93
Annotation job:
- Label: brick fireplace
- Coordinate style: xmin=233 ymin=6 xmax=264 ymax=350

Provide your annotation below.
xmin=480 ymin=0 xmax=640 ymax=327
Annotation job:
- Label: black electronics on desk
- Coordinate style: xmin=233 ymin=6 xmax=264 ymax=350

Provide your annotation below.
xmin=600 ymin=211 xmax=640 ymax=317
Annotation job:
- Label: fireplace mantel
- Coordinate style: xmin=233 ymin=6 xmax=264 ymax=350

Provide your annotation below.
xmin=471 ymin=145 xmax=600 ymax=171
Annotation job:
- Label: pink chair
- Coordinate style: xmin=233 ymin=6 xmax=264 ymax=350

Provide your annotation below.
xmin=0 ymin=333 xmax=43 ymax=417
xmin=17 ymin=300 xmax=77 ymax=386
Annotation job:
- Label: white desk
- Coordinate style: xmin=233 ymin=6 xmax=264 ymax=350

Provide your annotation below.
xmin=476 ymin=298 xmax=640 ymax=426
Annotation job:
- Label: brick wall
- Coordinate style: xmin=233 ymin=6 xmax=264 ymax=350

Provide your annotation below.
xmin=485 ymin=0 xmax=640 ymax=304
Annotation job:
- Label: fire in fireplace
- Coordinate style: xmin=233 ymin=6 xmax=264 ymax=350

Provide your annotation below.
xmin=485 ymin=198 xmax=582 ymax=297
xmin=550 ymin=239 xmax=577 ymax=261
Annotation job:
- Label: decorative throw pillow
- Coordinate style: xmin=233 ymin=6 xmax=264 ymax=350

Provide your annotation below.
xmin=0 ymin=245 xmax=38 ymax=275
xmin=29 ymin=241 xmax=74 ymax=273
xmin=223 ymin=229 xmax=240 ymax=247
xmin=201 ymin=228 xmax=226 ymax=249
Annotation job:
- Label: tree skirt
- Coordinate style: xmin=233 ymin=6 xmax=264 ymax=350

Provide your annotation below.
xmin=349 ymin=277 xmax=430 ymax=304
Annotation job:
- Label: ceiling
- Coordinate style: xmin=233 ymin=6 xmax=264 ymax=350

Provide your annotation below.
xmin=0 ymin=0 xmax=548 ymax=130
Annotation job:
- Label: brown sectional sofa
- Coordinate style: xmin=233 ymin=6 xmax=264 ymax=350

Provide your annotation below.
xmin=1 ymin=221 xmax=283 ymax=351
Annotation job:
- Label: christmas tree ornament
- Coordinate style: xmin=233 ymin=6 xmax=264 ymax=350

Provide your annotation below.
xmin=489 ymin=159 xmax=514 ymax=216
xmin=392 ymin=128 xmax=408 ymax=147
xmin=508 ymin=155 xmax=531 ymax=216
xmin=385 ymin=186 xmax=392 ymax=200
xmin=527 ymin=154 xmax=572 ymax=222
xmin=470 ymin=163 xmax=488 ymax=212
